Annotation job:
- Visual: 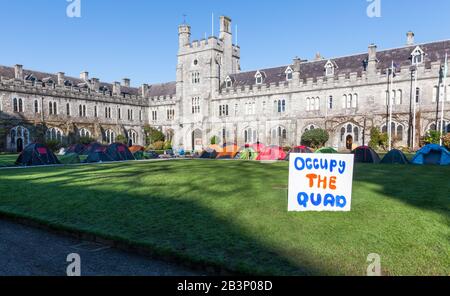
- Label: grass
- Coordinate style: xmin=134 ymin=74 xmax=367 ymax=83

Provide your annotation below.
xmin=0 ymin=154 xmax=18 ymax=167
xmin=0 ymin=160 xmax=448 ymax=275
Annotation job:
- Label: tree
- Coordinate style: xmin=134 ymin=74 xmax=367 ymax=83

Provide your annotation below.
xmin=210 ymin=136 xmax=220 ymax=145
xmin=442 ymin=133 xmax=450 ymax=150
xmin=78 ymin=136 xmax=95 ymax=145
xmin=301 ymin=129 xmax=329 ymax=149
xmin=115 ymin=134 xmax=127 ymax=144
xmin=422 ymin=130 xmax=441 ymax=145
xmin=144 ymin=124 xmax=165 ymax=145
xmin=369 ymin=127 xmax=388 ymax=151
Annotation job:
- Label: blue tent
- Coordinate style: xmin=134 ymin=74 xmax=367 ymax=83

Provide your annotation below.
xmin=411 ymin=144 xmax=450 ymax=166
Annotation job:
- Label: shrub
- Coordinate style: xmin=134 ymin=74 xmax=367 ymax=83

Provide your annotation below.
xmin=442 ymin=133 xmax=450 ymax=149
xmin=210 ymin=136 xmax=220 ymax=145
xmin=115 ymin=135 xmax=127 ymax=145
xmin=45 ymin=140 xmax=62 ymax=152
xmin=369 ymin=127 xmax=388 ymax=151
xmin=423 ymin=130 xmax=441 ymax=145
xmin=151 ymin=141 xmax=165 ymax=150
xmin=163 ymin=141 xmax=173 ymax=150
xmin=144 ymin=125 xmax=165 ymax=145
xmin=301 ymin=129 xmax=329 ymax=149
xmin=79 ymin=136 xmax=95 ymax=145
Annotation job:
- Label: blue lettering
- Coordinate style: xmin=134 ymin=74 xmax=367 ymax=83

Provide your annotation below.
xmin=330 ymin=160 xmax=337 ymax=173
xmin=294 ymin=157 xmax=305 ymax=171
xmin=310 ymin=193 xmax=322 ymax=206
xmin=305 ymin=158 xmax=313 ymax=170
xmin=324 ymin=194 xmax=335 ymax=207
xmin=338 ymin=161 xmax=346 ymax=174
xmin=313 ymin=159 xmax=320 ymax=170
xmin=335 ymin=195 xmax=347 ymax=208
xmin=320 ymin=159 xmax=328 ymax=170
xmin=297 ymin=192 xmax=308 ymax=208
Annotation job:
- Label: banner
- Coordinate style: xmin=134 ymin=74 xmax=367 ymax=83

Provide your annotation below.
xmin=288 ymin=154 xmax=354 ymax=212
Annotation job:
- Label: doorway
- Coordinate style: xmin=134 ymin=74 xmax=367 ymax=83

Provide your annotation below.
xmin=16 ymin=138 xmax=23 ymax=153
xmin=346 ymin=135 xmax=353 ymax=150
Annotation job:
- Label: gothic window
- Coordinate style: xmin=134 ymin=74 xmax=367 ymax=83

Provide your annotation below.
xmin=34 ymin=100 xmax=39 ymax=113
xmin=104 ymin=130 xmax=116 ymax=144
xmin=397 ymin=125 xmax=404 ymax=141
xmin=285 ymin=67 xmax=293 ymax=81
xmin=225 ymin=76 xmax=233 ymax=88
xmin=49 ymin=102 xmax=53 ymax=115
xmin=192 ymin=97 xmax=201 ymax=114
xmin=167 ymin=109 xmax=175 ymax=120
xmin=46 ymin=127 xmax=64 ymax=143
xmin=415 ymin=88 xmax=420 ymax=103
xmin=275 ymin=99 xmax=286 ymax=113
xmin=347 ymin=124 xmax=353 ymax=134
xmin=79 ymin=128 xmax=91 ymax=138
xmin=328 ymin=96 xmax=333 ymax=109
xmin=118 ymin=108 xmax=122 ymax=119
xmin=244 ymin=128 xmax=257 ymax=144
xmin=66 ymin=103 xmax=71 ymax=116
xmin=255 ymin=71 xmax=264 ymax=85
xmin=94 ymin=106 xmax=98 ymax=118
xmin=325 ymin=60 xmax=335 ymax=76
xmin=354 ymin=127 xmax=359 ymax=142
xmin=128 ymin=130 xmax=138 ymax=146
xmin=340 ymin=127 xmax=345 ymax=142
xmin=152 ymin=110 xmax=158 ymax=121
xmin=191 ymin=72 xmax=200 ymax=84
xmin=54 ymin=102 xmax=57 ymax=115
xmin=411 ymin=46 xmax=424 ymax=65
xmin=13 ymin=98 xmax=17 ymax=112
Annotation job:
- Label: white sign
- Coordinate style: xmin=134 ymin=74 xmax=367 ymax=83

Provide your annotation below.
xmin=288 ymin=153 xmax=354 ymax=212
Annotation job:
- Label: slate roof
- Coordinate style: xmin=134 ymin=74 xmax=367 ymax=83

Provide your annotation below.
xmin=0 ymin=65 xmax=176 ymax=97
xmin=226 ymin=40 xmax=450 ymax=87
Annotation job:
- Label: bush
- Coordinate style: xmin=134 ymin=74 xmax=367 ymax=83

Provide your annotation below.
xmin=45 ymin=140 xmax=62 ymax=152
xmin=210 ymin=136 xmax=220 ymax=145
xmin=115 ymin=135 xmax=127 ymax=145
xmin=423 ymin=130 xmax=441 ymax=145
xmin=163 ymin=141 xmax=173 ymax=150
xmin=79 ymin=136 xmax=95 ymax=145
xmin=144 ymin=125 xmax=165 ymax=145
xmin=443 ymin=133 xmax=450 ymax=150
xmin=151 ymin=141 xmax=165 ymax=150
xmin=301 ymin=129 xmax=329 ymax=149
xmin=369 ymin=127 xmax=388 ymax=151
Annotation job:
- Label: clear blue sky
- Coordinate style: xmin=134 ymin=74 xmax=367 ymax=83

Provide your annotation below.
xmin=1 ymin=0 xmax=449 ymax=86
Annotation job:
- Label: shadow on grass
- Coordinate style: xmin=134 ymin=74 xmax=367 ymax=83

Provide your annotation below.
xmin=0 ymin=160 xmax=327 ymax=276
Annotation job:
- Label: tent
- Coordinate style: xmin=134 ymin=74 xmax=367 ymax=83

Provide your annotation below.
xmin=285 ymin=146 xmax=313 ymax=161
xmin=144 ymin=151 xmax=160 ymax=159
xmin=65 ymin=144 xmax=86 ymax=155
xmin=200 ymin=149 xmax=218 ymax=159
xmin=315 ymin=147 xmax=338 ymax=154
xmin=84 ymin=142 xmax=103 ymax=155
xmin=352 ymin=146 xmax=380 ymax=163
xmin=381 ymin=149 xmax=409 ymax=164
xmin=217 ymin=144 xmax=240 ymax=159
xmin=107 ymin=143 xmax=135 ymax=161
xmin=411 ymin=144 xmax=450 ymax=165
xmin=85 ymin=144 xmax=112 ymax=163
xmin=256 ymin=146 xmax=287 ymax=161
xmin=59 ymin=153 xmax=81 ymax=164
xmin=239 ymin=148 xmax=258 ymax=160
xmin=133 ymin=151 xmax=145 ymax=160
xmin=15 ymin=143 xmax=61 ymax=166
xmin=251 ymin=143 xmax=266 ymax=153
xmin=208 ymin=144 xmax=223 ymax=153
xmin=129 ymin=145 xmax=145 ymax=154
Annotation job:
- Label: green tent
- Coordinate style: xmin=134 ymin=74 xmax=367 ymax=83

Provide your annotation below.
xmin=239 ymin=148 xmax=258 ymax=160
xmin=315 ymin=147 xmax=338 ymax=154
xmin=58 ymin=153 xmax=81 ymax=164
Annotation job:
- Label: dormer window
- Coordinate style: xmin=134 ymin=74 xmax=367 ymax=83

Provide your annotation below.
xmin=325 ymin=60 xmax=335 ymax=76
xmin=285 ymin=67 xmax=293 ymax=81
xmin=255 ymin=71 xmax=264 ymax=85
xmin=225 ymin=76 xmax=233 ymax=88
xmin=411 ymin=46 xmax=424 ymax=65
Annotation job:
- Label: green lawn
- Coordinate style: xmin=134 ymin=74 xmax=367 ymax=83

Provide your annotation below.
xmin=0 ymin=154 xmax=18 ymax=167
xmin=0 ymin=160 xmax=448 ymax=275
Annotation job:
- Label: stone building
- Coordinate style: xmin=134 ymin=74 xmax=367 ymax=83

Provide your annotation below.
xmin=0 ymin=16 xmax=449 ymax=152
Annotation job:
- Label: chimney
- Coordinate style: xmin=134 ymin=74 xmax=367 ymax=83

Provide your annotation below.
xmin=113 ymin=81 xmax=121 ymax=96
xmin=367 ymin=44 xmax=378 ymax=76
xmin=14 ymin=64 xmax=23 ymax=80
xmin=406 ymin=31 xmax=415 ymax=46
xmin=57 ymin=72 xmax=65 ymax=86
xmin=80 ymin=71 xmax=89 ymax=81
xmin=314 ymin=52 xmax=323 ymax=61
xmin=122 ymin=78 xmax=130 ymax=87
xmin=292 ymin=57 xmax=301 ymax=82
xmin=141 ymin=83 xmax=149 ymax=97
xmin=91 ymin=78 xmax=100 ymax=92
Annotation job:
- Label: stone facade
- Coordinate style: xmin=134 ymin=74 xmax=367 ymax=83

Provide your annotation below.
xmin=0 ymin=15 xmax=449 ymax=153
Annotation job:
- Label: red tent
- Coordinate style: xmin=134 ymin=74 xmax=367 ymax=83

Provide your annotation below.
xmin=256 ymin=146 xmax=287 ymax=161
xmin=251 ymin=143 xmax=266 ymax=153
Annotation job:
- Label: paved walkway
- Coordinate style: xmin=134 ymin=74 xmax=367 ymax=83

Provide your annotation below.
xmin=0 ymin=219 xmax=201 ymax=276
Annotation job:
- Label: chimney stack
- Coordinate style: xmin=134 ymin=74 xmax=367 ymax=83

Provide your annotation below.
xmin=91 ymin=78 xmax=100 ymax=92
xmin=314 ymin=52 xmax=323 ymax=61
xmin=292 ymin=57 xmax=301 ymax=83
xmin=14 ymin=64 xmax=23 ymax=80
xmin=80 ymin=71 xmax=89 ymax=81
xmin=406 ymin=31 xmax=415 ymax=46
xmin=57 ymin=72 xmax=65 ymax=86
xmin=113 ymin=81 xmax=121 ymax=96
xmin=123 ymin=78 xmax=130 ymax=87
xmin=141 ymin=84 xmax=149 ymax=97
xmin=367 ymin=43 xmax=378 ymax=76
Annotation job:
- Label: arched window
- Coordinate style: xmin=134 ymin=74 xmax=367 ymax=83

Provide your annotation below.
xmin=66 ymin=103 xmax=70 ymax=116
xmin=352 ymin=94 xmax=358 ymax=108
xmin=342 ymin=95 xmax=347 ymax=109
xmin=10 ymin=126 xmax=30 ymax=149
xmin=244 ymin=128 xmax=257 ymax=144
xmin=397 ymin=125 xmax=404 ymax=141
xmin=347 ymin=94 xmax=352 ymax=109
xmin=340 ymin=127 xmax=345 ymax=142
xmin=79 ymin=128 xmax=91 ymax=138
xmin=46 ymin=127 xmax=64 ymax=143
xmin=328 ymin=96 xmax=333 ymax=109
xmin=347 ymin=124 xmax=352 ymax=133
xmin=128 ymin=130 xmax=138 ymax=146
xmin=34 ymin=100 xmax=39 ymax=113
xmin=306 ymin=97 xmax=311 ymax=111
xmin=18 ymin=99 xmax=23 ymax=113
xmin=13 ymin=98 xmax=18 ymax=112
xmin=354 ymin=127 xmax=359 ymax=142
xmin=285 ymin=67 xmax=293 ymax=81
xmin=104 ymin=130 xmax=116 ymax=144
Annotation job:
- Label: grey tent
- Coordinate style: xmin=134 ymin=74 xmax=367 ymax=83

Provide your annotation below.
xmin=381 ymin=149 xmax=409 ymax=164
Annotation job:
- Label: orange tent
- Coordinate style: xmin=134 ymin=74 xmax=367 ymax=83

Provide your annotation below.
xmin=208 ymin=144 xmax=223 ymax=153
xmin=129 ymin=145 xmax=145 ymax=153
xmin=217 ymin=144 xmax=240 ymax=159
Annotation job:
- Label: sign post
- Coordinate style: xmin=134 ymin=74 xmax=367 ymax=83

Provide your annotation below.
xmin=288 ymin=154 xmax=355 ymax=212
